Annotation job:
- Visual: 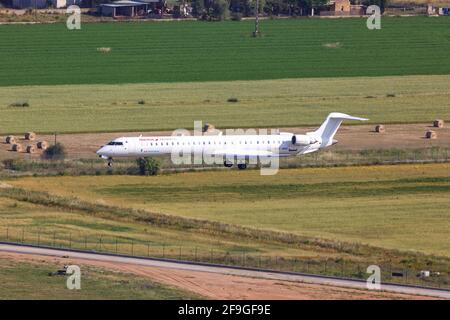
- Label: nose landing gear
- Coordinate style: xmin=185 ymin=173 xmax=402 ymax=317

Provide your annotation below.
xmin=107 ymin=158 xmax=113 ymax=167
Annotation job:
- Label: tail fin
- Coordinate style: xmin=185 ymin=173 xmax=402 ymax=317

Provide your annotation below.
xmin=309 ymin=112 xmax=368 ymax=147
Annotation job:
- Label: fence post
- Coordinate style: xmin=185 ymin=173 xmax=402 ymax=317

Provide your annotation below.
xmin=179 ymin=246 xmax=182 ymax=260
xmin=85 ymin=235 xmax=87 ymax=249
xmin=147 ymin=242 xmax=150 ymax=257
xmin=99 ymin=236 xmax=102 ymax=252
xmin=69 ymin=233 xmax=72 ymax=248
xmin=162 ymin=244 xmax=165 ymax=258
xmin=22 ymin=227 xmax=24 ymax=243
xmin=116 ymin=237 xmax=118 ymax=253
xmin=194 ymin=247 xmax=197 ymax=262
xmin=6 ymin=227 xmax=8 ymax=241
xmin=210 ymin=248 xmax=213 ymax=262
xmin=131 ymin=240 xmax=134 ymax=256
xmin=37 ymin=229 xmax=40 ymax=246
xmin=53 ymin=232 xmax=56 ymax=247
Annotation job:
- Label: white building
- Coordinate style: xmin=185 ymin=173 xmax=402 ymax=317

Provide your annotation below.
xmin=57 ymin=0 xmax=83 ymax=8
xmin=12 ymin=0 xmax=82 ymax=9
xmin=13 ymin=0 xmax=47 ymax=9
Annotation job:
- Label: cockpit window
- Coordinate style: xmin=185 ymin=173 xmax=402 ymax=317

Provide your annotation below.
xmin=107 ymin=142 xmax=124 ymax=146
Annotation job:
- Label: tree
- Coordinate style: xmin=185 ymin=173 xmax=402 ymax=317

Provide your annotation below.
xmin=264 ymin=0 xmax=287 ymax=16
xmin=194 ymin=0 xmax=231 ymax=20
xmin=192 ymin=0 xmax=206 ymax=16
xmin=297 ymin=0 xmax=328 ymax=15
xmin=137 ymin=157 xmax=160 ymax=176
xmin=363 ymin=0 xmax=388 ymax=13
xmin=226 ymin=0 xmax=265 ymax=16
xmin=42 ymin=143 xmax=66 ymax=161
xmin=211 ymin=0 xmax=230 ymax=20
xmin=256 ymin=0 xmax=266 ymax=14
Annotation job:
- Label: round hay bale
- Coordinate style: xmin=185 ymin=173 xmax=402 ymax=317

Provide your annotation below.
xmin=375 ymin=125 xmax=385 ymax=133
xmin=26 ymin=145 xmax=35 ymax=154
xmin=12 ymin=144 xmax=23 ymax=152
xmin=433 ymin=119 xmax=444 ymax=128
xmin=97 ymin=47 xmax=111 ymax=54
xmin=5 ymin=135 xmax=16 ymax=144
xmin=202 ymin=123 xmax=216 ymax=133
xmin=425 ymin=130 xmax=437 ymax=139
xmin=24 ymin=132 xmax=36 ymax=141
xmin=37 ymin=141 xmax=49 ymax=150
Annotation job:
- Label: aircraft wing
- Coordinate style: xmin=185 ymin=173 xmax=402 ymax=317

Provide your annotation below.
xmin=207 ymin=148 xmax=279 ymax=158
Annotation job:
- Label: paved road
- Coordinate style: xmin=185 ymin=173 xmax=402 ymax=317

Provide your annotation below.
xmin=1 ymin=243 xmax=449 ymax=299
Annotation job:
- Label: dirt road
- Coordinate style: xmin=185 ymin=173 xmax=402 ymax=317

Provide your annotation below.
xmin=0 ymin=244 xmax=447 ymax=300
xmin=0 ymin=123 xmax=448 ymax=161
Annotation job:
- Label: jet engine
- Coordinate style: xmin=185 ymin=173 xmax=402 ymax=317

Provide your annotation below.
xmin=291 ymin=135 xmax=318 ymax=146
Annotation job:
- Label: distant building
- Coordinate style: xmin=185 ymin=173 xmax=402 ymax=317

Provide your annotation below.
xmin=320 ymin=0 xmax=366 ymax=16
xmin=12 ymin=0 xmax=82 ymax=8
xmin=99 ymin=1 xmax=149 ymax=18
xmin=349 ymin=4 xmax=365 ymax=15
xmin=12 ymin=0 xmax=47 ymax=9
xmin=134 ymin=0 xmax=165 ymax=14
xmin=331 ymin=0 xmax=351 ymax=13
xmin=99 ymin=0 xmax=165 ymax=18
xmin=57 ymin=0 xmax=83 ymax=8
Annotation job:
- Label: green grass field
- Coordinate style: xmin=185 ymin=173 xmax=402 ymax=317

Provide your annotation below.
xmin=0 ymin=196 xmax=309 ymax=258
xmin=0 ymin=255 xmax=200 ymax=299
xmin=1 ymin=17 xmax=450 ymax=86
xmin=2 ymin=164 xmax=450 ymax=287
xmin=7 ymin=163 xmax=450 ymax=257
xmin=1 ymin=75 xmax=449 ymax=134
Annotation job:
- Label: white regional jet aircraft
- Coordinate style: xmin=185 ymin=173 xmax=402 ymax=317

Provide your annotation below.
xmin=96 ymin=112 xmax=368 ymax=169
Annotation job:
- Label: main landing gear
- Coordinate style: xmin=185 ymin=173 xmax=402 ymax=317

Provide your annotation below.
xmin=107 ymin=158 xmax=113 ymax=167
xmin=223 ymin=161 xmax=247 ymax=170
xmin=237 ymin=163 xmax=247 ymax=170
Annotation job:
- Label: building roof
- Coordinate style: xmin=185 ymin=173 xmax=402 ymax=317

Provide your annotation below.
xmin=100 ymin=1 xmax=148 ymax=7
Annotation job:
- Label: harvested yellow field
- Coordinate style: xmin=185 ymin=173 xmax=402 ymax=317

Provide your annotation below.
xmin=8 ymin=163 xmax=450 ymax=257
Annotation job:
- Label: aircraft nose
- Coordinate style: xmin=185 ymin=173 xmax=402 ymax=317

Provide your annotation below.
xmin=96 ymin=146 xmax=105 ymax=156
xmin=332 ymin=139 xmax=338 ymax=145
